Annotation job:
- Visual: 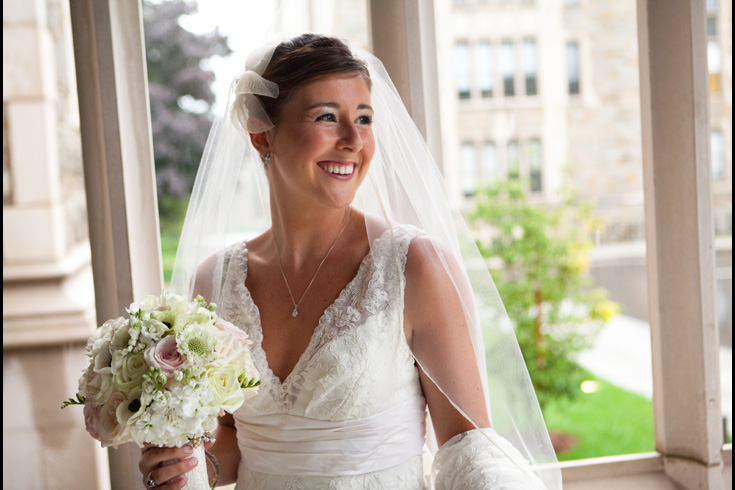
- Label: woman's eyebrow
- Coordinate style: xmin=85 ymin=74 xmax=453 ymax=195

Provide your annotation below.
xmin=306 ymin=102 xmax=339 ymax=110
xmin=306 ymin=102 xmax=374 ymax=112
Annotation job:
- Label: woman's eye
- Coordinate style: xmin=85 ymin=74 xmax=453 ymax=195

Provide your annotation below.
xmin=357 ymin=115 xmax=373 ymax=125
xmin=316 ymin=113 xmax=336 ymax=122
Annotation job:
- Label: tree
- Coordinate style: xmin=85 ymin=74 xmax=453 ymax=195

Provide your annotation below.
xmin=143 ymin=0 xmax=230 ymax=224
xmin=470 ymin=181 xmax=618 ymax=409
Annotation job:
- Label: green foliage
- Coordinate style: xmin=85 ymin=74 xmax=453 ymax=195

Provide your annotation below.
xmin=239 ymin=375 xmax=262 ymax=390
xmin=470 ymin=181 xmax=618 ymax=409
xmin=143 ymin=0 xmax=230 ymax=213
xmin=60 ymin=393 xmax=86 ymax=409
xmin=143 ymin=366 xmax=168 ymax=391
xmin=543 ymin=370 xmax=655 ymax=460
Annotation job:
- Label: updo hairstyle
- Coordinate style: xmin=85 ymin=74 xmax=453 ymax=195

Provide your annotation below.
xmin=237 ymin=34 xmax=371 ymax=130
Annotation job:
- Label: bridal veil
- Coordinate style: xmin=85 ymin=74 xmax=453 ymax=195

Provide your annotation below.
xmin=170 ymin=36 xmax=562 ymax=489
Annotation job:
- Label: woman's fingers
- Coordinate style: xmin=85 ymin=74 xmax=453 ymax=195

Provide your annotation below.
xmin=140 ymin=445 xmax=198 ymax=489
xmin=143 ymin=456 xmax=199 ymax=488
xmin=144 ymin=473 xmax=187 ymax=489
xmin=142 ymin=445 xmax=194 ymax=468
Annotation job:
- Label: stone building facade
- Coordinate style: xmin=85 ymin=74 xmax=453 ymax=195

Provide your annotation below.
xmin=448 ymin=0 xmax=732 ymax=338
xmin=449 ymin=0 xmax=732 ymax=243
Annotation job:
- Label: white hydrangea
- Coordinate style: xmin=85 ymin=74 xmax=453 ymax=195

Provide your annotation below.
xmin=71 ymin=290 xmax=261 ymax=448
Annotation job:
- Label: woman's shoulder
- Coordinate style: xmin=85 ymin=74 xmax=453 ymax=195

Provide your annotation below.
xmin=362 ymin=213 xmax=424 ymax=249
xmin=190 ymin=239 xmax=250 ymax=299
xmin=403 ymin=232 xmax=461 ymax=293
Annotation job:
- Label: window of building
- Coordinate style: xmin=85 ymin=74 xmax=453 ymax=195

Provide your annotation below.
xmin=567 ymin=41 xmax=581 ymax=95
xmin=507 ymin=140 xmax=520 ymax=179
xmin=455 ymin=42 xmax=472 ymax=99
xmin=527 ymin=139 xmax=542 ymax=192
xmin=708 ymin=40 xmax=722 ymax=93
xmin=461 ymin=142 xmax=478 ymax=195
xmin=523 ymin=39 xmax=538 ymax=96
xmin=477 ymin=42 xmax=494 ymax=98
xmin=707 ymin=0 xmax=718 ymax=37
xmin=482 ymin=142 xmax=498 ymax=188
xmin=711 ymin=130 xmax=724 ymax=180
xmin=501 ymin=41 xmax=515 ymax=97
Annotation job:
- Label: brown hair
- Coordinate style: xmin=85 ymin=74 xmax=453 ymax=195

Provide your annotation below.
xmin=257 ymin=34 xmax=371 ymax=125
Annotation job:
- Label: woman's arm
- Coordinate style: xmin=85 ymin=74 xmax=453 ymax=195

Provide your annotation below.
xmin=403 ymin=236 xmax=490 ymax=446
xmin=209 ymin=412 xmax=241 ymax=485
xmin=404 ymin=236 xmax=548 ymax=489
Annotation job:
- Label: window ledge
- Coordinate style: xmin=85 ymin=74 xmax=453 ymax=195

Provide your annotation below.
xmin=558 ymin=452 xmax=664 ymax=481
xmin=555 ymin=446 xmax=732 ymax=483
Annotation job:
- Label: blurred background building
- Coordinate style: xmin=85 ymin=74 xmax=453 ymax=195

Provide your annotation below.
xmin=448 ymin=0 xmax=731 ymax=342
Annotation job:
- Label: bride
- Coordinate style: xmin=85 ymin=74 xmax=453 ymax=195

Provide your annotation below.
xmin=139 ymin=34 xmax=561 ymax=489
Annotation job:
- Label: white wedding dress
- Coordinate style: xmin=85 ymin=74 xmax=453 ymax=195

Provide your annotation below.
xmin=216 ymin=225 xmax=545 ymax=490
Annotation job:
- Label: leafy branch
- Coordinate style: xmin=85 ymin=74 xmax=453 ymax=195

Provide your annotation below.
xmin=61 ymin=393 xmax=86 ymax=409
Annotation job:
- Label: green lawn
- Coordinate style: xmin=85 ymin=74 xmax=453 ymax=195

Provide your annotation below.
xmin=160 ymin=233 xmax=179 ymax=286
xmin=542 ymin=370 xmax=655 ymax=461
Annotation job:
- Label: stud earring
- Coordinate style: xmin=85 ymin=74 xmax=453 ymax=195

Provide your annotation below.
xmin=264 ymin=153 xmax=271 ymax=165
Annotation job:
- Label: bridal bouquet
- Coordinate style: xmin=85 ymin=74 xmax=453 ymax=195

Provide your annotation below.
xmin=62 ymin=290 xmax=260 ymax=450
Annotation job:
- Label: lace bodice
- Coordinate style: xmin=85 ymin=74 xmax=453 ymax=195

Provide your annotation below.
xmin=214 ymin=224 xmax=550 ymax=490
xmin=217 ymin=225 xmax=428 ymax=489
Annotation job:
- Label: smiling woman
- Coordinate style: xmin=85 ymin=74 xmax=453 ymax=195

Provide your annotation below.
xmin=252 ymin=76 xmax=375 ymax=210
xmin=139 ymin=33 xmax=561 ymax=490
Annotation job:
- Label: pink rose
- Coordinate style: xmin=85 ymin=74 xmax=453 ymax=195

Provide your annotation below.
xmin=214 ymin=318 xmax=251 ymax=346
xmin=144 ymin=335 xmax=191 ymax=376
xmin=83 ymin=398 xmax=99 ymax=440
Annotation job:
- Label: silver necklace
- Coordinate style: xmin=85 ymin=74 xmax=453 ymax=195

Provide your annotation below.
xmin=273 ymin=207 xmax=351 ymax=318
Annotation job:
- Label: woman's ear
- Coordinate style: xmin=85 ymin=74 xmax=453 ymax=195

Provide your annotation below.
xmin=249 ymin=131 xmax=271 ymax=159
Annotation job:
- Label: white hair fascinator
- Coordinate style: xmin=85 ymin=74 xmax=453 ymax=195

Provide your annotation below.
xmin=230 ymin=43 xmax=280 ymax=135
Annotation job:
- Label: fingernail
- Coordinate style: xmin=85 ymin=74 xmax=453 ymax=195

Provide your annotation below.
xmin=177 ymin=477 xmax=187 ymax=487
xmin=186 ymin=457 xmax=198 ymax=467
xmin=183 ymin=446 xmax=193 ymax=454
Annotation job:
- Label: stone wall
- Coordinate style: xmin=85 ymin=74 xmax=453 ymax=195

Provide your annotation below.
xmin=2 ymin=0 xmax=107 ymax=488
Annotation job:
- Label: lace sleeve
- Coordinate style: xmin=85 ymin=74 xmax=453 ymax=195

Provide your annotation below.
xmin=432 ymin=428 xmax=549 ymax=490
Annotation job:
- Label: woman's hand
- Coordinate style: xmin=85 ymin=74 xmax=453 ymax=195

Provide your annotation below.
xmin=139 ymin=443 xmax=209 ymax=489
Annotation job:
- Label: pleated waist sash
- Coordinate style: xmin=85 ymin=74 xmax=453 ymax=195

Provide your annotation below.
xmin=235 ymin=395 xmax=427 ymax=476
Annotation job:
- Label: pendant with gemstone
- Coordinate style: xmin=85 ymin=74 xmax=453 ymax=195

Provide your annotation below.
xmin=292 ymin=306 xmax=299 ymax=317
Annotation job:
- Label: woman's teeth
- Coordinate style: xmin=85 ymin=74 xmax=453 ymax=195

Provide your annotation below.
xmin=325 ymin=164 xmax=354 ymax=175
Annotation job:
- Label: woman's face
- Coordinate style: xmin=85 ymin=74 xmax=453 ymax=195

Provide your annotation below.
xmin=264 ymin=74 xmax=375 ymax=210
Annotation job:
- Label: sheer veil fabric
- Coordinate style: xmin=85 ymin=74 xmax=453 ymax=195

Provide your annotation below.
xmin=170 ymin=39 xmax=561 ymax=489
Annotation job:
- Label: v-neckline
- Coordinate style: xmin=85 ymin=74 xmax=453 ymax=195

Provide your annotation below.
xmin=239 ymin=241 xmax=375 ymax=388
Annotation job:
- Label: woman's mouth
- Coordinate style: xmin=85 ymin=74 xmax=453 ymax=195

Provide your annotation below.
xmin=318 ymin=162 xmax=355 ymax=178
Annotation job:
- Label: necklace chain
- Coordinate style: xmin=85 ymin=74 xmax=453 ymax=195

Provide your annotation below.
xmin=273 ymin=207 xmax=351 ymax=318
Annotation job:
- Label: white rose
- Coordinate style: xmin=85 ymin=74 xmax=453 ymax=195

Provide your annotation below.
xmin=86 ymin=317 xmax=122 ymax=356
xmin=207 ymin=365 xmax=246 ymax=413
xmin=82 ymin=368 xmax=115 ymax=406
xmin=97 ymin=390 xmax=132 ymax=448
xmin=112 ymin=352 xmax=149 ymax=394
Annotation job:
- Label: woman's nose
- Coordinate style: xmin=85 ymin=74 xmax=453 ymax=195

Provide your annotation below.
xmin=338 ymin=121 xmax=363 ymax=152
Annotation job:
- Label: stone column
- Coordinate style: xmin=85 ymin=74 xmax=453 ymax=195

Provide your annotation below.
xmin=2 ymin=0 xmax=108 ymax=488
